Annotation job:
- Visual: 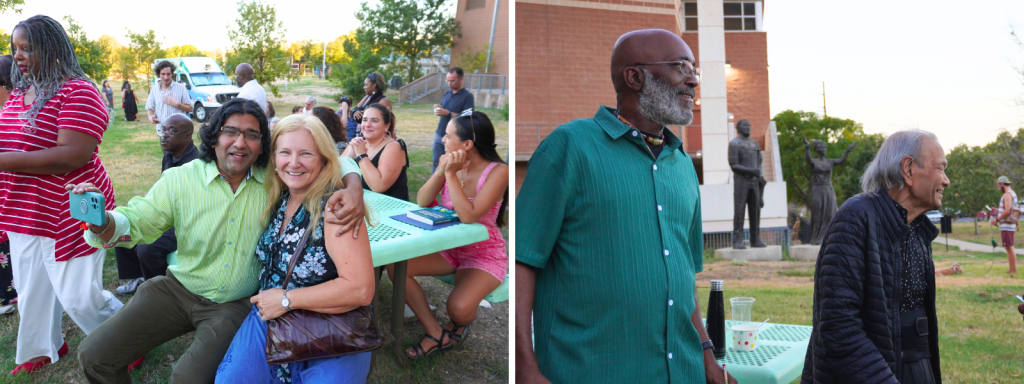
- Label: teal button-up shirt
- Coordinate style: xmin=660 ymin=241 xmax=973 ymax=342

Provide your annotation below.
xmin=517 ymin=106 xmax=705 ymax=383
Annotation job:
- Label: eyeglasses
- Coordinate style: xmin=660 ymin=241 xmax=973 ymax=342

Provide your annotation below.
xmin=633 ymin=61 xmax=701 ymax=80
xmin=221 ymin=126 xmax=262 ymax=142
xmin=156 ymin=128 xmax=192 ymax=138
xmin=460 ymin=109 xmax=476 ymax=142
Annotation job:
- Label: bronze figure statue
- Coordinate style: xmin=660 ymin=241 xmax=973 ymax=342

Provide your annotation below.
xmin=729 ymin=119 xmax=767 ymax=249
xmin=803 ymin=137 xmax=857 ymax=245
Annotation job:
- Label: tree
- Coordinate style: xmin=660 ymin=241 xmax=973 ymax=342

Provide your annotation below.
xmin=773 ymin=110 xmax=884 ymax=208
xmin=166 ymin=45 xmax=204 ymax=58
xmin=0 ymin=1 xmax=25 ymax=55
xmin=983 ymin=128 xmax=1024 ymax=184
xmin=356 ymin=0 xmax=459 ymax=83
xmin=452 ymin=44 xmax=491 ymax=74
xmin=944 ymin=144 xmax=999 ymax=235
xmin=63 ymin=16 xmax=111 ymax=83
xmin=124 ymin=29 xmax=165 ymax=92
xmin=329 ymin=30 xmax=386 ymax=99
xmin=226 ymin=0 xmax=293 ymax=97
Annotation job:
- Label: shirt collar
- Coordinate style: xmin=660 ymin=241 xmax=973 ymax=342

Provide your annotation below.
xmin=202 ymin=160 xmax=266 ymax=186
xmin=170 ymin=142 xmax=198 ymax=164
xmin=594 ymin=106 xmax=684 ymax=153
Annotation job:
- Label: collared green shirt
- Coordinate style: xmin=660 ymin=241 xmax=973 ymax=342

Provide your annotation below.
xmin=86 ymin=157 xmax=362 ymax=303
xmin=516 ymin=106 xmax=705 ymax=383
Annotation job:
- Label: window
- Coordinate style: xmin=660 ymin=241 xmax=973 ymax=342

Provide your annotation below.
xmin=681 ymin=1 xmax=761 ymax=32
xmin=467 ymin=0 xmax=485 ymax=11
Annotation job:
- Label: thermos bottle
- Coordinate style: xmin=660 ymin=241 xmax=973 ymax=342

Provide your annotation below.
xmin=707 ymin=280 xmax=726 ymax=359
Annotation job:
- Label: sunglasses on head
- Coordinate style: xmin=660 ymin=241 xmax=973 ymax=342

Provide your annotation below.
xmin=460 ymin=109 xmax=476 ymax=143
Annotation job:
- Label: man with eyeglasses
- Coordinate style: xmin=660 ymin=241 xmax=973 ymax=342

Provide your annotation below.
xmin=71 ymin=98 xmax=367 ymax=383
xmin=516 ymin=29 xmax=735 ymax=384
xmin=110 ymin=114 xmax=198 ymax=295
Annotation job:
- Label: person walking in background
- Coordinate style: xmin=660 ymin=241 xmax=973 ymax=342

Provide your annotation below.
xmin=101 ymin=80 xmax=114 ymax=119
xmin=347 ymin=72 xmax=391 ymax=137
xmin=0 ymin=15 xmax=124 ymax=375
xmin=0 ymin=54 xmax=17 ymax=316
xmin=121 ymin=81 xmax=138 ymax=122
xmin=802 ymin=130 xmax=948 ymax=384
xmin=111 ymin=113 xmax=198 ymax=295
xmin=398 ymin=111 xmax=508 ymax=359
xmin=516 ymin=29 xmax=733 ymax=384
xmin=432 ymin=67 xmax=474 ymax=172
xmin=146 ymin=60 xmax=192 ymax=126
xmin=991 ymin=175 xmax=1018 ymax=276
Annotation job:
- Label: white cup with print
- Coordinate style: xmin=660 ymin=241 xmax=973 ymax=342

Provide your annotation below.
xmin=731 ymin=324 xmax=760 ymax=352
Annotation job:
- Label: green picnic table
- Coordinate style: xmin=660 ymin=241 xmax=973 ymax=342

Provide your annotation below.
xmin=713 ymin=320 xmax=812 ymax=384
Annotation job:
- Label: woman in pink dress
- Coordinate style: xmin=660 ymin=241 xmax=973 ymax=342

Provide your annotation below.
xmin=391 ymin=111 xmax=509 ymax=359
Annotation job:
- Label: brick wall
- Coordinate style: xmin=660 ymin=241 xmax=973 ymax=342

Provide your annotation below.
xmin=452 ymin=0 xmax=509 ymax=75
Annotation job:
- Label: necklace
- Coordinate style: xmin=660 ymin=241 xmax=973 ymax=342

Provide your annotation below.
xmin=612 ymin=111 xmax=664 ymax=146
xmin=457 ymin=170 xmax=467 ymax=188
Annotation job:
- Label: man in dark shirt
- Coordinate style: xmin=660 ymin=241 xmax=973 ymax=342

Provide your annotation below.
xmin=114 ymin=113 xmax=197 ymax=294
xmin=432 ymin=67 xmax=474 ymax=172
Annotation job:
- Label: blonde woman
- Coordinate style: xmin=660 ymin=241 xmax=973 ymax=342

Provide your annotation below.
xmin=216 ymin=114 xmax=374 ymax=383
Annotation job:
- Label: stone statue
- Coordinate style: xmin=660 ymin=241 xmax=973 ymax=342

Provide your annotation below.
xmin=803 ymin=137 xmax=857 ymax=245
xmin=728 ymin=119 xmax=767 ymax=249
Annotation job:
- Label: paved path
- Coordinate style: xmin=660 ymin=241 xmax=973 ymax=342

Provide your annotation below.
xmin=932 ymin=237 xmax=1024 ymax=253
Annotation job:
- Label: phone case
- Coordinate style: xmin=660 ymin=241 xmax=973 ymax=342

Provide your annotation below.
xmin=69 ymin=191 xmax=107 ymax=227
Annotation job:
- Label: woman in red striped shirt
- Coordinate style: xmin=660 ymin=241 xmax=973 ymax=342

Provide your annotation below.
xmin=0 ymin=15 xmax=124 ymax=375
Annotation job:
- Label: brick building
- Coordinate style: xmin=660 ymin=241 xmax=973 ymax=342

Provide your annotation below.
xmin=516 ymin=0 xmax=788 ymax=243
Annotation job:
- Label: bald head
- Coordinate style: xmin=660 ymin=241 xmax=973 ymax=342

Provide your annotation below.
xmin=164 ymin=113 xmax=193 ymax=130
xmin=610 ymin=29 xmax=694 ymax=94
xmin=160 ymin=113 xmax=195 ymax=155
xmin=235 ymin=63 xmax=254 ymax=86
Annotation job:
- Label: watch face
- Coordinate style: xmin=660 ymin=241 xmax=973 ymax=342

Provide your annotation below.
xmin=282 ymin=294 xmax=290 ymax=307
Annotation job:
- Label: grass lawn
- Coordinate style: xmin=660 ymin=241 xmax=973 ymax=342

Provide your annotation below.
xmin=0 ymin=77 xmax=509 ymax=383
xmin=943 ymin=220 xmax=1024 ymax=247
xmin=697 ymin=246 xmax=1024 ymax=384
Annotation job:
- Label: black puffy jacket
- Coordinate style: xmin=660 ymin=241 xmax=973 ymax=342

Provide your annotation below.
xmin=801 ymin=188 xmax=941 ymax=384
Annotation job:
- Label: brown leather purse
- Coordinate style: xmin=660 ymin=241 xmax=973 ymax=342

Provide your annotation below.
xmin=265 ymin=226 xmax=383 ymax=364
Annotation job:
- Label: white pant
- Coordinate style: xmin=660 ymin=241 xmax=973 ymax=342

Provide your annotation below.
xmin=8 ymin=233 xmax=123 ymax=364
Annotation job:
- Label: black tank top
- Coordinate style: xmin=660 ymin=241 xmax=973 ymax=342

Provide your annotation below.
xmin=361 ymin=139 xmax=409 ymax=201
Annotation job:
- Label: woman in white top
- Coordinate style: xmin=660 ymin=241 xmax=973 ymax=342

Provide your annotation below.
xmin=991 ymin=175 xmax=1018 ymax=276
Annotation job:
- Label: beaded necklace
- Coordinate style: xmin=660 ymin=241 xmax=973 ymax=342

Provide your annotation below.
xmin=613 ymin=110 xmax=664 ymax=146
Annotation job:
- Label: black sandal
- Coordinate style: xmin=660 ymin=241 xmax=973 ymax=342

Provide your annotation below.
xmin=405 ymin=331 xmax=452 ymax=360
xmin=444 ymin=320 xmax=473 ymax=347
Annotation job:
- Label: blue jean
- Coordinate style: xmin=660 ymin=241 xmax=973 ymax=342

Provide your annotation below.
xmin=432 ymin=133 xmax=445 ymax=173
xmin=216 ymin=305 xmax=371 ymax=384
xmin=346 ymin=120 xmax=360 ymax=142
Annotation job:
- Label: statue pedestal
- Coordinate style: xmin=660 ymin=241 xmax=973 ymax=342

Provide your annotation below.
xmin=714 ymin=245 xmax=782 ymax=261
xmin=791 ymin=245 xmax=821 ymax=261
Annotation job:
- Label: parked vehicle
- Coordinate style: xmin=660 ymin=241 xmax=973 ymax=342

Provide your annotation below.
xmin=152 ymin=57 xmax=239 ymax=122
xmin=925 ymin=210 xmax=943 ymax=223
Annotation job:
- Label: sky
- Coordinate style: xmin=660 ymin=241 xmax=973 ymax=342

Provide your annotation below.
xmin=0 ymin=0 xmax=381 ymax=51
xmin=765 ymin=0 xmax=1024 ymax=152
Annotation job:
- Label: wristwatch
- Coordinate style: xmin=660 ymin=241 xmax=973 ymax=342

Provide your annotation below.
xmin=281 ymin=290 xmax=291 ymax=312
xmin=702 ymin=340 xmax=714 ymax=351
xmin=355 ymin=154 xmax=367 ymax=163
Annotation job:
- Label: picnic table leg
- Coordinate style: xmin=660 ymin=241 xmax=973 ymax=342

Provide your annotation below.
xmin=390 ymin=260 xmax=408 ymax=364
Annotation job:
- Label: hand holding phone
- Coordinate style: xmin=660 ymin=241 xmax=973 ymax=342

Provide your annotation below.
xmin=66 ymin=183 xmax=107 ymax=227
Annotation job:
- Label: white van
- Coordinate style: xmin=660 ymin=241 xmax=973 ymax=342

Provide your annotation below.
xmin=152 ymin=57 xmax=240 ymax=122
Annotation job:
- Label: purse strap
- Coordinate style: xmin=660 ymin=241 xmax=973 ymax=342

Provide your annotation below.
xmin=280 ymin=220 xmax=313 ymax=290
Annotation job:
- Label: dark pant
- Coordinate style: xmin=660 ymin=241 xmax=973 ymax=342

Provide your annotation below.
xmin=114 ymin=228 xmax=175 ymax=280
xmin=432 ymin=133 xmax=445 ymax=173
xmin=79 ymin=271 xmax=251 ymax=384
xmin=733 ymin=178 xmax=762 ymax=245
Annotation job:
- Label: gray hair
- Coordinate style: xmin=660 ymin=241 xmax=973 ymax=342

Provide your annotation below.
xmin=307 ymin=96 xmax=317 ymax=105
xmin=11 ymin=15 xmax=93 ymax=133
xmin=860 ymin=130 xmax=939 ymax=194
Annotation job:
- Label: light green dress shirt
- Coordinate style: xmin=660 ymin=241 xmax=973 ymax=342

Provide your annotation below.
xmin=86 ymin=157 xmax=361 ymax=303
xmin=516 ymin=106 xmax=705 ymax=383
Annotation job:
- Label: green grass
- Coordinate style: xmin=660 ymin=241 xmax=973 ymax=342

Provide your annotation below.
xmin=944 ymin=220 xmax=1024 ymax=246
xmin=0 ymin=76 xmax=509 ymax=383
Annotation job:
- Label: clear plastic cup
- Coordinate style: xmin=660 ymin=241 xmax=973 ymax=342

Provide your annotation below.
xmin=731 ymin=324 xmax=760 ymax=352
xmin=730 ymin=297 xmax=755 ymax=322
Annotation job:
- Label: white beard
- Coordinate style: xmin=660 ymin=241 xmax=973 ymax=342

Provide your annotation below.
xmin=637 ymin=69 xmax=694 ymax=126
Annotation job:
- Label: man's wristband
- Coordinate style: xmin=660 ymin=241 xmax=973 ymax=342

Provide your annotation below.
xmin=702 ymin=340 xmax=714 ymax=351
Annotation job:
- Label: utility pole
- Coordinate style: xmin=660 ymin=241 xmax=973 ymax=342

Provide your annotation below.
xmin=822 ymin=81 xmax=827 ymax=117
xmin=322 ymin=41 xmax=327 ymax=80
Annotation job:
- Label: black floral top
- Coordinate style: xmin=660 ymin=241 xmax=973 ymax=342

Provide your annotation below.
xmin=254 ymin=192 xmax=338 ymax=382
xmin=256 ymin=192 xmax=338 ymax=291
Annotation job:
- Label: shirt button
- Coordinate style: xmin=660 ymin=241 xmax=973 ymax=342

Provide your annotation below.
xmin=224 ymin=264 xmax=229 ymax=268
xmin=228 ymin=242 xmax=232 ymax=245
xmin=231 ymin=218 xmax=235 ymax=222
xmin=653 ymin=165 xmax=658 ymax=171
xmin=669 ymin=299 xmax=674 ymax=306
xmin=668 ymin=352 xmax=673 ymax=359
xmin=658 ymin=205 xmax=663 ymax=211
xmin=220 ymin=286 xmax=226 ymax=290
xmin=632 ymin=130 xmax=638 ymax=137
xmin=664 ymin=249 xmax=669 ymax=256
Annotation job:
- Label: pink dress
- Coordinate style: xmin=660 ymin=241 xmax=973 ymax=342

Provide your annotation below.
xmin=438 ymin=162 xmax=507 ymax=282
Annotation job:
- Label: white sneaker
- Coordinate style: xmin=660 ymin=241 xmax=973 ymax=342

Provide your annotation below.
xmin=116 ymin=277 xmax=145 ymax=295
xmin=0 ymin=304 xmax=14 ymax=315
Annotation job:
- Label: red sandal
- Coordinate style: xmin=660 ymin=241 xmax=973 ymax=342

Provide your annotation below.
xmin=128 ymin=356 xmax=145 ymax=371
xmin=10 ymin=341 xmax=68 ymax=375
